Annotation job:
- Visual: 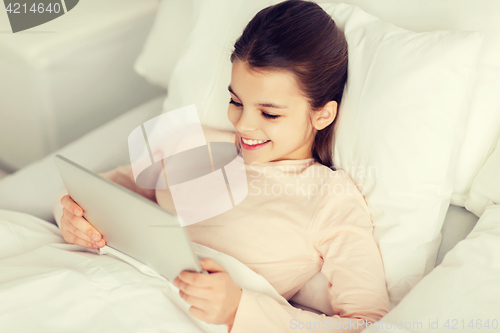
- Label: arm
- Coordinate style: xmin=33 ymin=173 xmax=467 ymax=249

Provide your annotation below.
xmin=229 ymin=173 xmax=390 ymax=333
xmin=98 ymin=164 xmax=157 ymax=203
xmin=105 ymin=127 xmax=236 ymax=199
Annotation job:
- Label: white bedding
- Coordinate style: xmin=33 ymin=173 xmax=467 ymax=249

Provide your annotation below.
xmin=3 ymin=206 xmax=497 ymax=333
xmin=361 ymin=204 xmax=500 ymax=333
xmin=0 ymin=209 xmax=288 ymax=333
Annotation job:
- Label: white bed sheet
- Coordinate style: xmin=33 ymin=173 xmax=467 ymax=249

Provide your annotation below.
xmin=361 ymin=204 xmax=500 ymax=333
xmin=0 ymin=209 xmax=289 ymax=333
xmin=0 ymin=200 xmax=492 ymax=333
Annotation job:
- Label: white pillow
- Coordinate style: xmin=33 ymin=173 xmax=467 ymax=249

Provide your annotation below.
xmin=360 ymin=204 xmax=500 ymax=333
xmin=320 ymin=0 xmax=500 ymax=209
xmin=465 ymin=135 xmax=500 ymax=217
xmin=134 ymin=0 xmax=201 ymax=88
xmin=135 ymin=0 xmax=483 ymax=310
xmin=323 ymin=3 xmax=482 ymax=307
xmin=159 ymin=0 xmax=277 ymax=130
xmin=136 ymin=0 xmax=500 ymax=209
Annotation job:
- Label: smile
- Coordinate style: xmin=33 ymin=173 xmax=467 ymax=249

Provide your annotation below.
xmin=240 ymin=137 xmax=271 ymax=150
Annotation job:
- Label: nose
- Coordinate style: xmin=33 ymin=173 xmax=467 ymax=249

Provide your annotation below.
xmin=234 ymin=108 xmax=259 ymax=134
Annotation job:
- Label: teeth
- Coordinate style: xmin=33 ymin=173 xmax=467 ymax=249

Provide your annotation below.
xmin=242 ymin=138 xmax=269 ymax=145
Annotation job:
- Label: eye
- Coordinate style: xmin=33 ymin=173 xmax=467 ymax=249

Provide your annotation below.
xmin=262 ymin=112 xmax=280 ymax=119
xmin=229 ymin=98 xmax=243 ymax=107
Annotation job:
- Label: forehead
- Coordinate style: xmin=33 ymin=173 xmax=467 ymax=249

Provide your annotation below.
xmin=230 ymin=60 xmax=303 ymax=99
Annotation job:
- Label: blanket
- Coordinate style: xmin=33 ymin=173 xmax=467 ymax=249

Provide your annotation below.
xmin=0 ymin=209 xmax=288 ymax=333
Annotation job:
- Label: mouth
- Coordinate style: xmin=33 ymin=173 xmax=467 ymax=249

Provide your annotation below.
xmin=240 ymin=136 xmax=271 ymax=150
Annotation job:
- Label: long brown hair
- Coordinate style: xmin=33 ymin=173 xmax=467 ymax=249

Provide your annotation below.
xmin=230 ymin=0 xmax=348 ymax=169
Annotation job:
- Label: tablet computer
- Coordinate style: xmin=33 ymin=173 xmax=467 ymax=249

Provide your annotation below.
xmin=54 ymin=154 xmax=207 ymax=282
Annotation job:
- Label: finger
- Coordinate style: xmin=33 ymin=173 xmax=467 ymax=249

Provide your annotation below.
xmin=179 ymin=290 xmax=210 ymax=309
xmin=63 ymin=223 xmax=100 ymax=249
xmin=62 ymin=211 xmax=105 ymax=249
xmin=71 ymin=218 xmax=106 ymax=248
xmin=62 ymin=213 xmax=94 ymax=244
xmin=66 ymin=209 xmax=102 ymax=242
xmin=199 ymin=258 xmax=226 ymax=273
xmin=60 ymin=195 xmax=84 ymax=216
xmin=178 ymin=270 xmax=212 ymax=288
xmin=173 ymin=277 xmax=212 ymax=300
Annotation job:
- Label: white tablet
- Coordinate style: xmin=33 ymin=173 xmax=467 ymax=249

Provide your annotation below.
xmin=54 ymin=154 xmax=207 ymax=282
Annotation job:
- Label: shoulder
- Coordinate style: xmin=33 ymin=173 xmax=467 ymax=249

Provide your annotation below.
xmin=308 ymin=164 xmax=372 ymax=232
xmin=301 ymin=162 xmax=366 ymax=206
xmin=308 ymin=163 xmax=361 ymax=191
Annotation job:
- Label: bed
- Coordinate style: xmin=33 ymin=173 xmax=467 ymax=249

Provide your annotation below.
xmin=0 ymin=0 xmax=499 ymax=332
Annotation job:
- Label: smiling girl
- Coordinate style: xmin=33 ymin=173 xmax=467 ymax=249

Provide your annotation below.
xmin=55 ymin=1 xmax=390 ymax=332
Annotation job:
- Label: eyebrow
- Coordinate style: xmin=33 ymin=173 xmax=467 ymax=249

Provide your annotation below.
xmin=228 ymin=85 xmax=288 ymax=109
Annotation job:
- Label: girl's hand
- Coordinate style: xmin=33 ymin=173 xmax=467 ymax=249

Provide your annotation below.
xmin=59 ymin=194 xmax=106 ymax=249
xmin=173 ymin=258 xmax=242 ymax=327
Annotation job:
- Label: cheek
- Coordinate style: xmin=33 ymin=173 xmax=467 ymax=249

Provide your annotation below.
xmin=271 ymin=117 xmax=311 ymax=146
xmin=227 ymin=107 xmax=239 ymax=126
xmin=264 ymin=121 xmax=292 ymax=145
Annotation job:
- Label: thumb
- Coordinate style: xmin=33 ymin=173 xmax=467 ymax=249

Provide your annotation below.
xmin=200 ymin=258 xmax=226 ymax=273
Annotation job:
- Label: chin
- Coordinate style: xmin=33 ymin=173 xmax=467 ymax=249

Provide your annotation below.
xmin=241 ymin=153 xmax=267 ymax=165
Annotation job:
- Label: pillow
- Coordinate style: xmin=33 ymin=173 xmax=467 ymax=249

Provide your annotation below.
xmin=159 ymin=0 xmax=277 ymax=130
xmin=323 ymin=3 xmax=482 ymax=307
xmin=319 ymin=0 xmax=500 ymax=208
xmin=134 ymin=0 xmax=200 ymax=88
xmin=359 ymin=204 xmax=500 ymax=333
xmin=465 ymin=135 xmax=500 ymax=217
xmin=134 ymin=0 xmax=483 ymax=310
xmin=136 ymin=0 xmax=500 ymax=208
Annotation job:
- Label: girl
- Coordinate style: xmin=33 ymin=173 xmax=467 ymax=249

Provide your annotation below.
xmin=54 ymin=1 xmax=390 ymax=332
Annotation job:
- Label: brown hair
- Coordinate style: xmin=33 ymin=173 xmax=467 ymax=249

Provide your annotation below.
xmin=230 ymin=0 xmax=348 ymax=169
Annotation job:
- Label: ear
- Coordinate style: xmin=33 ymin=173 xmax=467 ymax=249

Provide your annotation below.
xmin=312 ymin=101 xmax=337 ymax=131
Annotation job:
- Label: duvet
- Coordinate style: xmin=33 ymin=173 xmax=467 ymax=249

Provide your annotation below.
xmin=0 ymin=209 xmax=288 ymax=333
xmin=3 ymin=206 xmax=498 ymax=333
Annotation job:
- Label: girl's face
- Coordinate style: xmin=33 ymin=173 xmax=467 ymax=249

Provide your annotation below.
xmin=227 ymin=60 xmax=317 ymax=165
